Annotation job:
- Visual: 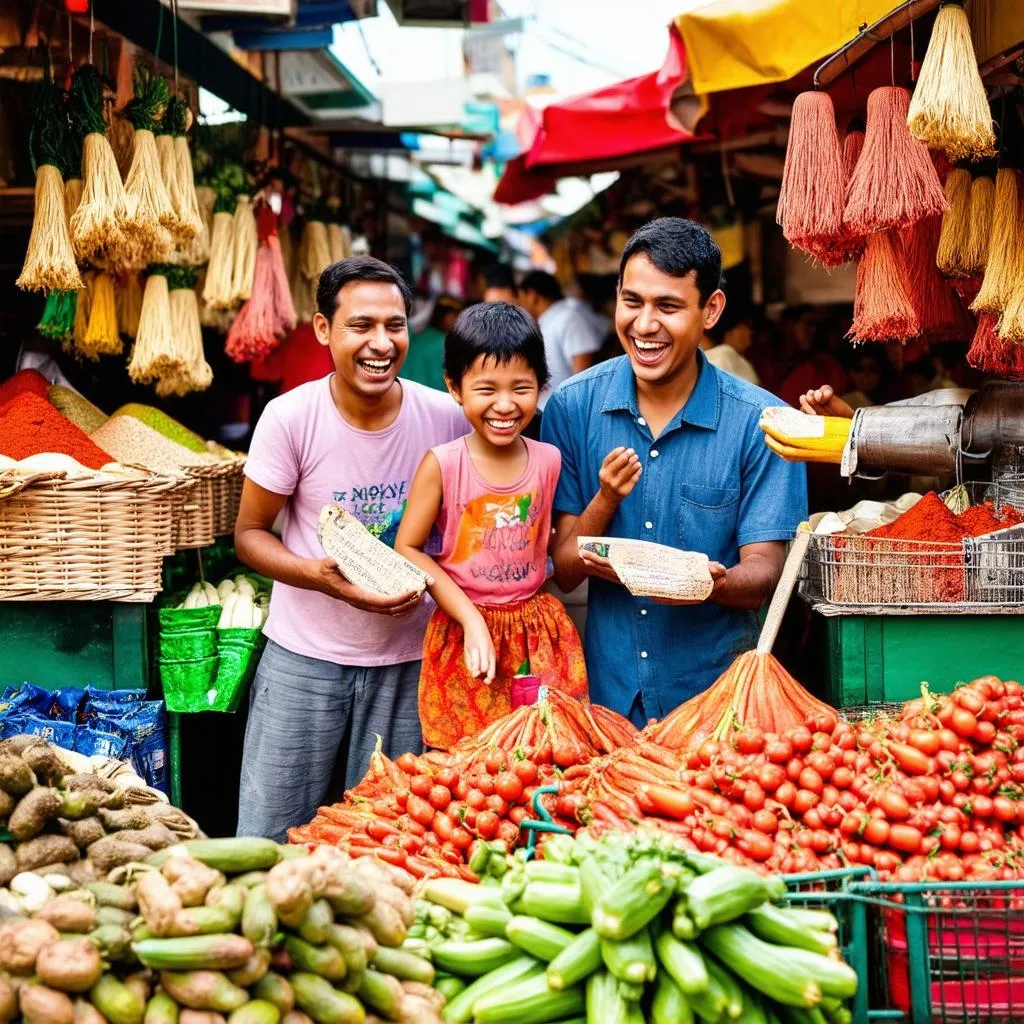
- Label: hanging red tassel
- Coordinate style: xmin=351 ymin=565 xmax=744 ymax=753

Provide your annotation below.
xmin=967 ymin=312 xmax=1024 ymax=377
xmin=844 ymin=86 xmax=948 ymax=234
xmin=849 ymin=230 xmax=920 ymax=344
xmin=801 ymin=129 xmax=868 ymax=267
xmin=901 ymin=215 xmax=972 ymax=342
xmin=777 ymin=91 xmax=845 ymax=261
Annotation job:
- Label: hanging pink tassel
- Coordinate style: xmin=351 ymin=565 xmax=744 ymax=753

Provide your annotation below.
xmin=901 ymin=215 xmax=973 ymax=342
xmin=225 ymin=206 xmax=296 ymax=363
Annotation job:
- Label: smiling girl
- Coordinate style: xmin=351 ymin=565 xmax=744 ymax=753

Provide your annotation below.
xmin=396 ymin=302 xmax=588 ymax=749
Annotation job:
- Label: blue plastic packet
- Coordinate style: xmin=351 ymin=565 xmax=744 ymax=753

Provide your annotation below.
xmin=17 ymin=715 xmax=77 ymax=750
xmin=84 ymin=687 xmax=145 ymax=712
xmin=74 ymin=725 xmax=131 ymax=761
xmin=112 ymin=702 xmax=167 ymax=792
xmin=0 ymin=713 xmax=26 ymax=740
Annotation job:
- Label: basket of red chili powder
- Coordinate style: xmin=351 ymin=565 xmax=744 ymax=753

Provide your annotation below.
xmin=0 ymin=392 xmax=183 ymax=601
xmin=805 ymin=492 xmax=1024 ymax=607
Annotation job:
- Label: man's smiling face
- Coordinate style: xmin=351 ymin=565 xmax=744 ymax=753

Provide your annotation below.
xmin=616 ymin=253 xmax=719 ymax=387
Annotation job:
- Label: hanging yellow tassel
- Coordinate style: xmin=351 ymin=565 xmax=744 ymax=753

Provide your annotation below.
xmin=117 ymin=272 xmax=144 ymax=340
xmin=70 ymin=272 xmax=94 ymax=355
xmin=203 ymin=209 xmax=236 ymax=309
xmin=129 ymin=273 xmax=181 ymax=383
xmin=81 ymin=272 xmax=122 ymax=358
xmin=300 ymin=219 xmax=332 ymax=282
xmin=327 ymin=222 xmax=345 ymax=264
xmin=974 ymin=169 xmax=1021 ymax=314
xmin=964 ymin=176 xmax=995 ymax=278
xmin=936 ymin=168 xmax=973 ymax=277
xmin=907 ymin=2 xmax=995 ymax=161
xmin=229 ymin=194 xmax=257 ymax=304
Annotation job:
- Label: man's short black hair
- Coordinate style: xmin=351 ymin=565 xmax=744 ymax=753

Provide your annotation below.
xmin=618 ymin=217 xmax=722 ymax=305
xmin=444 ymin=301 xmax=550 ymax=389
xmin=482 ymin=263 xmax=516 ymax=292
xmin=316 ymin=256 xmax=413 ymax=321
xmin=519 ymin=270 xmax=563 ymax=303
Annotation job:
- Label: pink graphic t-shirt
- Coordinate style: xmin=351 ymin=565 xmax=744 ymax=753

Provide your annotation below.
xmin=245 ymin=376 xmax=467 ymax=665
xmin=431 ymin=437 xmax=561 ymax=606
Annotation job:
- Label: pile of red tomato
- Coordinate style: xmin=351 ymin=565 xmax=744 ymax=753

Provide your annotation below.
xmin=574 ymin=675 xmax=1024 ymax=882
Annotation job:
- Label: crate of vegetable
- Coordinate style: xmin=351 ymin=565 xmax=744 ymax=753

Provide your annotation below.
xmin=414 ymin=829 xmax=860 ymax=1024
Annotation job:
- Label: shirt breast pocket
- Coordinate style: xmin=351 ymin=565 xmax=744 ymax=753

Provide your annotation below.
xmin=678 ymin=482 xmax=740 ymax=556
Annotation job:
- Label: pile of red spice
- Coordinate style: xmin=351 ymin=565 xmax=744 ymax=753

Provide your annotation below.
xmin=0 ymin=369 xmax=51 ymax=408
xmin=0 ymin=393 xmax=112 ymax=470
xmin=869 ymin=492 xmax=1023 ymax=541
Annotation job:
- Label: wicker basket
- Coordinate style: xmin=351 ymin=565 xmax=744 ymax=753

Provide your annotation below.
xmin=0 ymin=469 xmax=180 ymax=601
xmin=175 ymin=467 xmax=218 ymax=551
xmin=211 ymin=459 xmax=245 ymax=537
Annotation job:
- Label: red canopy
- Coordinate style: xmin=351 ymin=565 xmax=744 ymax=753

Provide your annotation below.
xmin=495 ymin=26 xmax=696 ymax=205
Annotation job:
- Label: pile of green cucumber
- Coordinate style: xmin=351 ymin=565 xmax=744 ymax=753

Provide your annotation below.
xmin=413 ymin=830 xmax=857 ymax=1024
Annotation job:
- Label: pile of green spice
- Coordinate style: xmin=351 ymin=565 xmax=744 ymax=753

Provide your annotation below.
xmin=112 ymin=403 xmax=209 ymax=454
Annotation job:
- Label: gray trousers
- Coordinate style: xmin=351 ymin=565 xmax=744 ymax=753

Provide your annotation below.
xmin=237 ymin=639 xmax=423 ymax=841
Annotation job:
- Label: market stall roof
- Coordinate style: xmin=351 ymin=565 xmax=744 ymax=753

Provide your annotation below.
xmin=494 ymin=27 xmax=696 ymax=205
xmin=671 ymin=0 xmax=905 ymax=97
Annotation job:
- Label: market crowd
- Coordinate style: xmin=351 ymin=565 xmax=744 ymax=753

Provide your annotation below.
xmin=234 ymin=217 xmax=807 ymax=841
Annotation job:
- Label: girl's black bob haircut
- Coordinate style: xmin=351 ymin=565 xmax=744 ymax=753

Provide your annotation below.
xmin=444 ymin=301 xmax=550 ymax=388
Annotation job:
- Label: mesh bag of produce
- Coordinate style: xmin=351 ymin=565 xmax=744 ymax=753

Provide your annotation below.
xmin=208 ymin=628 xmax=266 ymax=712
xmin=159 ymin=654 xmax=219 ymax=712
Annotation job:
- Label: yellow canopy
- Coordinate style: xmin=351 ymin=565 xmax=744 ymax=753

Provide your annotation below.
xmin=674 ymin=0 xmax=904 ymax=96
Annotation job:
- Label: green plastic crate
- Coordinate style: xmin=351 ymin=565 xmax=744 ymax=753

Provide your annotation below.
xmin=813 ymin=611 xmax=1024 ymax=709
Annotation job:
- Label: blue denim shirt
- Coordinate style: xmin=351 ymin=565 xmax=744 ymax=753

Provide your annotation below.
xmin=541 ymin=352 xmax=807 ymax=722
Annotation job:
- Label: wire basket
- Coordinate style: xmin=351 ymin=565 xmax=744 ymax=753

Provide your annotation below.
xmin=0 ymin=469 xmax=181 ymax=601
xmin=210 ymin=459 xmax=245 ymax=537
xmin=804 ymin=532 xmax=967 ymax=607
xmin=850 ymin=879 xmax=1024 ymax=1024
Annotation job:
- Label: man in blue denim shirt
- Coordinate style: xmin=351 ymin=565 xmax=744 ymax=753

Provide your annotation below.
xmin=541 ymin=218 xmax=807 ymax=725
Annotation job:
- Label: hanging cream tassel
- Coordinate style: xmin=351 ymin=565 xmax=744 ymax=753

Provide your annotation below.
xmin=64 ymin=177 xmax=83 ymax=227
xmin=906 ymin=2 xmax=996 ymax=161
xmin=156 ymin=132 xmax=189 ymax=244
xmin=157 ymin=287 xmax=212 ymax=396
xmin=229 ymin=195 xmax=257 ymax=304
xmin=174 ymin=135 xmax=204 ymax=244
xmin=129 ymin=273 xmax=181 ymax=383
xmin=117 ymin=272 xmax=144 ymax=340
xmin=81 ymin=272 xmax=122 ymax=358
xmin=202 ymin=209 xmax=235 ymax=310
xmin=18 ymin=164 xmax=84 ymax=293
xmin=327 ymin=222 xmax=345 ymax=264
xmin=122 ymin=127 xmax=175 ymax=263
xmin=300 ymin=219 xmax=332 ymax=283
xmin=109 ymin=115 xmax=135 ymax=182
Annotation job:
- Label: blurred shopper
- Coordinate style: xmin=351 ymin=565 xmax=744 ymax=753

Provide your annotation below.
xmin=481 ymin=264 xmax=518 ymax=304
xmin=401 ymin=295 xmax=462 ymax=393
xmin=703 ymin=305 xmax=760 ymax=385
xmin=518 ymin=270 xmax=603 ymax=408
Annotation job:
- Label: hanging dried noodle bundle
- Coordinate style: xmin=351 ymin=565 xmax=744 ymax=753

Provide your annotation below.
xmin=156 ymin=284 xmax=212 ymax=396
xmin=120 ymin=70 xmax=175 ymax=266
xmin=776 ymin=91 xmax=845 ymax=262
xmin=964 ymin=176 xmax=995 ymax=277
xmin=974 ymin=168 xmax=1021 ymax=314
xmin=845 ymin=86 xmax=948 ymax=234
xmin=968 ymin=312 xmax=1024 ymax=376
xmin=81 ymin=272 xmax=122 ymax=358
xmin=67 ymin=65 xmax=133 ymax=263
xmin=907 ymin=2 xmax=996 ymax=161
xmin=849 ymin=230 xmax=920 ymax=343
xmin=327 ymin=222 xmax=346 ymax=264
xmin=901 ymin=215 xmax=972 ymax=342
xmin=129 ymin=272 xmax=179 ymax=383
xmin=203 ymin=209 xmax=236 ymax=309
xmin=936 ymin=168 xmax=974 ymax=277
xmin=156 ymin=132 xmax=188 ymax=244
xmin=64 ymin=177 xmax=83 ymax=227
xmin=229 ymin=195 xmax=257 ymax=303
xmin=17 ymin=79 xmax=83 ymax=293
xmin=300 ymin=219 xmax=332 ymax=281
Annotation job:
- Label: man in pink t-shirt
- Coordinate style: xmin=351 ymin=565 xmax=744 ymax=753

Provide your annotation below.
xmin=235 ymin=256 xmax=466 ymax=841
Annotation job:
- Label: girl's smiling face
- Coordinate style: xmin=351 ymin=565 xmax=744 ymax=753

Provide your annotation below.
xmin=448 ymin=353 xmax=539 ymax=447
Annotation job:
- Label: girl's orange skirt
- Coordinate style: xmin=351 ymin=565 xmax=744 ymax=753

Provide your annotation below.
xmin=418 ymin=591 xmax=588 ymax=750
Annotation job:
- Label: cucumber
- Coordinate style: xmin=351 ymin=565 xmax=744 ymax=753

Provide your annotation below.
xmin=242 ymin=887 xmax=277 ymax=949
xmin=421 ymin=878 xmax=503 ymax=915
xmin=593 ymin=862 xmax=673 ymax=940
xmin=519 ymin=882 xmax=589 ymax=926
xmin=473 ymin=972 xmax=585 ymax=1024
xmin=250 ymin=973 xmax=294 ymax=1015
xmin=290 ymin=972 xmax=363 ymax=1024
xmin=180 ymin=839 xmax=281 ymax=873
xmin=326 ymin=925 xmax=367 ymax=975
xmin=584 ymin=970 xmax=628 ymax=1024
xmin=144 ymin=992 xmax=179 ymax=1024
xmin=616 ymin=979 xmax=645 ymax=1002
xmin=357 ymin=969 xmax=402 ymax=1019
xmin=297 ymin=901 xmax=333 ymax=946
xmin=464 ymin=902 xmax=512 ymax=937
xmin=505 ymin=916 xmax=577 ymax=961
xmin=745 ymin=905 xmax=838 ymax=958
xmin=371 ymin=946 xmax=434 ymax=985
xmin=705 ymin=955 xmax=744 ymax=1020
xmin=283 ymin=937 xmax=346 ymax=982
xmin=158 ymin=972 xmax=248 ymax=1013
xmin=86 ymin=883 xmax=138 ymax=912
xmin=652 ymin=973 xmax=695 ymax=1024
xmin=132 ymin=936 xmax=255 ymax=971
xmin=523 ymin=862 xmax=580 ymax=885
xmin=684 ymin=868 xmax=782 ymax=931
xmin=169 ymin=905 xmax=242 ymax=937
xmin=441 ymin=957 xmax=541 ymax=1024
xmin=431 ymin=938 xmax=518 ymax=977
xmin=433 ymin=975 xmax=466 ymax=1003
xmin=578 ymin=857 xmax=609 ymax=919
xmin=655 ymin=931 xmax=709 ymax=995
xmin=547 ymin=928 xmax=602 ymax=991
xmin=601 ymin=927 xmax=656 ymax=984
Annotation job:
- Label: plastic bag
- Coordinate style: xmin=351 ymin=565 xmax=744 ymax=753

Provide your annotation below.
xmin=108 ymin=702 xmax=167 ymax=792
xmin=15 ymin=714 xmax=77 ymax=750
xmin=160 ymin=656 xmax=220 ymax=713
xmin=75 ymin=725 xmax=131 ymax=761
xmin=209 ymin=629 xmax=265 ymax=713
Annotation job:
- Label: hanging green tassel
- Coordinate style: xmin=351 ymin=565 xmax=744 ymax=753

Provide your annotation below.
xmin=37 ymin=290 xmax=78 ymax=341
